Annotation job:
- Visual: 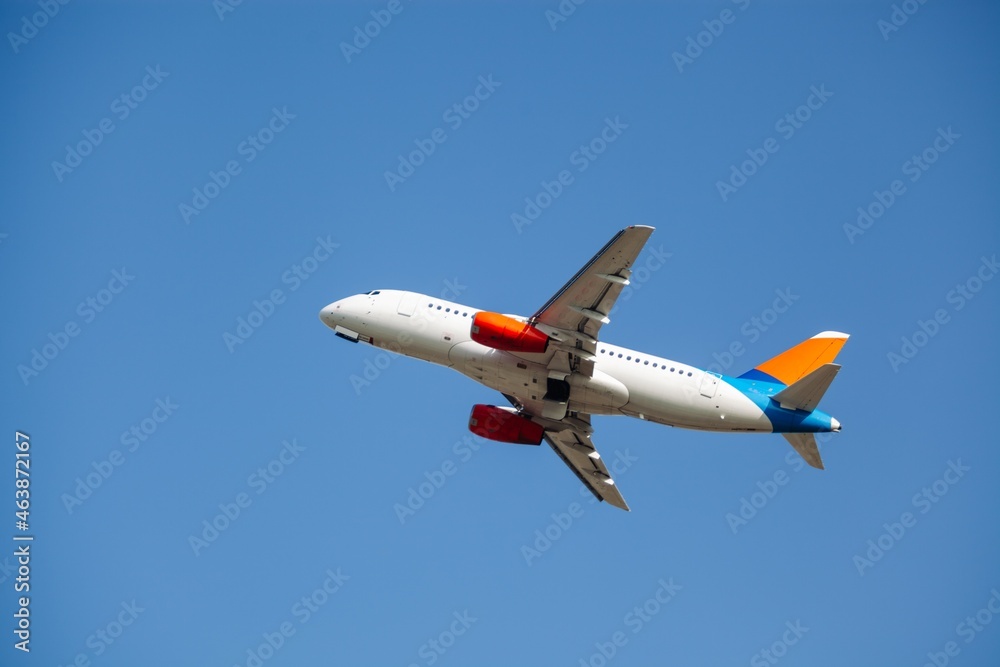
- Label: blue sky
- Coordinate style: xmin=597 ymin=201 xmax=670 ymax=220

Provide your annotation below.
xmin=2 ymin=1 xmax=999 ymax=665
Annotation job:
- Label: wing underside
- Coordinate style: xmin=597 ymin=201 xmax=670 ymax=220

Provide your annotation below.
xmin=503 ymin=394 xmax=630 ymax=511
xmin=529 ymin=225 xmax=655 ymax=378
xmin=544 ymin=427 xmax=630 ymax=511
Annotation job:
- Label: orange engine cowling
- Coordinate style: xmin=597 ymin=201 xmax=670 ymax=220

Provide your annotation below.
xmin=470 ymin=311 xmax=549 ymax=354
xmin=468 ymin=404 xmax=544 ymax=445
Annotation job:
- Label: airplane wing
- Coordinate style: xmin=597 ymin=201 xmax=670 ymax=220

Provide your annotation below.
xmin=544 ymin=425 xmax=630 ymax=511
xmin=503 ymin=394 xmax=630 ymax=511
xmin=529 ymin=225 xmax=654 ymax=377
xmin=496 ymin=228 xmax=654 ymax=511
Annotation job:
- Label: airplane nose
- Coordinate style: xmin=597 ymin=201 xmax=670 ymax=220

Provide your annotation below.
xmin=830 ymin=418 xmax=841 ymax=432
xmin=319 ymin=302 xmax=340 ymax=327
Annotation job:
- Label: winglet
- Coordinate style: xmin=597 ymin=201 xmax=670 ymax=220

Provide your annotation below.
xmin=740 ymin=332 xmax=849 ymax=385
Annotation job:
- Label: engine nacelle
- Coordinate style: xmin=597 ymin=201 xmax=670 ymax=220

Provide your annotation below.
xmin=468 ymin=404 xmax=544 ymax=445
xmin=470 ymin=311 xmax=549 ymax=354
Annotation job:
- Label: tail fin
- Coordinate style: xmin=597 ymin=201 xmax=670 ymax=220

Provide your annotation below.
xmin=772 ymin=363 xmax=840 ymax=412
xmin=782 ymin=433 xmax=824 ymax=470
xmin=739 ymin=331 xmax=849 ymax=385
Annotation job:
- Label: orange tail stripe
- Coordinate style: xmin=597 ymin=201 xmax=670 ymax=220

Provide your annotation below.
xmin=756 ymin=336 xmax=848 ymax=385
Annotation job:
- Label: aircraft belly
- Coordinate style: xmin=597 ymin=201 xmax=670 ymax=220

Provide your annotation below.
xmin=364 ymin=301 xmax=479 ymax=368
xmin=567 ymin=369 xmax=629 ymax=414
xmin=619 ymin=370 xmax=771 ymax=432
xmin=448 ymin=341 xmax=501 ymax=386
xmin=448 ymin=342 xmax=631 ymax=411
xmin=372 ymin=319 xmax=451 ymax=366
xmin=495 ymin=353 xmax=550 ymax=400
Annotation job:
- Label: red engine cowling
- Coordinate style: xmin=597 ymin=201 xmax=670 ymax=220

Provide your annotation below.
xmin=468 ymin=404 xmax=544 ymax=445
xmin=470 ymin=311 xmax=549 ymax=353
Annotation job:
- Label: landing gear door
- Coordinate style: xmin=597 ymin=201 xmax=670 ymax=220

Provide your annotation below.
xmin=699 ymin=371 xmax=721 ymax=399
xmin=396 ymin=292 xmax=418 ymax=317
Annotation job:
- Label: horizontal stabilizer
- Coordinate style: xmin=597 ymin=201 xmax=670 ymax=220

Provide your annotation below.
xmin=782 ymin=432 xmax=824 ymax=470
xmin=772 ymin=363 xmax=840 ymax=412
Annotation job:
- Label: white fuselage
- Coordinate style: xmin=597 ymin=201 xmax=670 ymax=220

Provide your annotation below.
xmin=321 ymin=289 xmax=776 ymax=433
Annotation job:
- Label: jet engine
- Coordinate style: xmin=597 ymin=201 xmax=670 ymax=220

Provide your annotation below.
xmin=468 ymin=404 xmax=544 ymax=445
xmin=470 ymin=311 xmax=548 ymax=353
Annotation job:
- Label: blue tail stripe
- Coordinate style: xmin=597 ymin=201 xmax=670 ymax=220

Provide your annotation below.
xmin=723 ymin=375 xmax=834 ymax=433
xmin=737 ymin=368 xmax=782 ymax=384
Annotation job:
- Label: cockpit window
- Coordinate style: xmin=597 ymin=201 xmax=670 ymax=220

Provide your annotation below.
xmin=365 ymin=290 xmax=381 ymax=295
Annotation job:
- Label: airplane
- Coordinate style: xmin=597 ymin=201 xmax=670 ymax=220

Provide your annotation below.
xmin=319 ymin=226 xmax=847 ymax=511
